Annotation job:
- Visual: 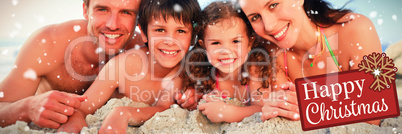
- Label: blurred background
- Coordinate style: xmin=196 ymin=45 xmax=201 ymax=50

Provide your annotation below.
xmin=0 ymin=0 xmax=401 ymax=81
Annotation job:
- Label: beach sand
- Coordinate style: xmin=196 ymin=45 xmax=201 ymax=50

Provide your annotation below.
xmin=1 ymin=93 xmax=401 ymax=134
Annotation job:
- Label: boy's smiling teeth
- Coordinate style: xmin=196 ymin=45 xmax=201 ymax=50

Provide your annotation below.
xmin=160 ymin=49 xmax=179 ymax=55
xmin=220 ymin=59 xmax=235 ymax=64
xmin=103 ymin=33 xmax=121 ymax=39
xmin=273 ymin=25 xmax=288 ymax=39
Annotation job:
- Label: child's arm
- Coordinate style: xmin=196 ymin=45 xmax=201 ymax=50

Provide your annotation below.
xmin=58 ymin=55 xmax=123 ymax=133
xmin=198 ymin=94 xmax=262 ymax=123
xmin=98 ymin=76 xmax=181 ymax=133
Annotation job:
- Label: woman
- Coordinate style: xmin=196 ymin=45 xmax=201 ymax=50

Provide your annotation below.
xmin=239 ymin=0 xmax=381 ymax=124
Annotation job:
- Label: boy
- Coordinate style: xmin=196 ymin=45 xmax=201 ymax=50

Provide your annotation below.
xmin=60 ymin=0 xmax=201 ymax=133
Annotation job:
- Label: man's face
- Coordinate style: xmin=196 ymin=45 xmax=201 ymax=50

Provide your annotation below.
xmin=84 ymin=0 xmax=141 ymax=55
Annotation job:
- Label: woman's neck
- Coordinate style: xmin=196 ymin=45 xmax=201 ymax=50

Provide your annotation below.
xmin=290 ymin=20 xmax=320 ymax=57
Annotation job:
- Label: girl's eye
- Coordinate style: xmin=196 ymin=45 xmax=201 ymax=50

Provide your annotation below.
xmin=251 ymin=15 xmax=261 ymax=22
xmin=156 ymin=29 xmax=165 ymax=32
xmin=211 ymin=42 xmax=220 ymax=45
xmin=269 ymin=3 xmax=278 ymax=9
xmin=178 ymin=30 xmax=186 ymax=33
xmin=233 ymin=40 xmax=241 ymax=44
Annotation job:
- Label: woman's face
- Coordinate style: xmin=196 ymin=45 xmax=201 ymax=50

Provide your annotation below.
xmin=239 ymin=0 xmax=306 ymax=49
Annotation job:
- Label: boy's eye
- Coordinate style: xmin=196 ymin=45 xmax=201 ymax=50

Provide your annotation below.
xmin=156 ymin=29 xmax=165 ymax=32
xmin=178 ymin=30 xmax=186 ymax=33
xmin=211 ymin=42 xmax=220 ymax=45
xmin=269 ymin=3 xmax=278 ymax=9
xmin=251 ymin=15 xmax=261 ymax=22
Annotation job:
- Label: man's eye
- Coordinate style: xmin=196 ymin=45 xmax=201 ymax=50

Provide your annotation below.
xmin=123 ymin=11 xmax=131 ymax=15
xmin=98 ymin=9 xmax=107 ymax=12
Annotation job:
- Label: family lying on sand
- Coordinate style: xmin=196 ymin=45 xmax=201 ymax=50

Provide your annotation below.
xmin=0 ymin=0 xmax=382 ymax=133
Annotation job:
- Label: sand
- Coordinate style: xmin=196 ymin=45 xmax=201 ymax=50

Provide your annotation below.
xmin=1 ymin=96 xmax=402 ymax=134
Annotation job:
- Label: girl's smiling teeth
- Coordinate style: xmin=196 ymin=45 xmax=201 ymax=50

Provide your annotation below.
xmin=273 ymin=24 xmax=289 ymax=39
xmin=103 ymin=33 xmax=122 ymax=39
xmin=160 ymin=49 xmax=179 ymax=55
xmin=219 ymin=58 xmax=236 ymax=64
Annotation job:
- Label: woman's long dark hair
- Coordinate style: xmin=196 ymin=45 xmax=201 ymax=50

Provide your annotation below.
xmin=304 ymin=0 xmax=352 ymax=27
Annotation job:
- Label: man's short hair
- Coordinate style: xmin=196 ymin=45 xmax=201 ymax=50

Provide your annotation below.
xmin=83 ymin=0 xmax=89 ymax=7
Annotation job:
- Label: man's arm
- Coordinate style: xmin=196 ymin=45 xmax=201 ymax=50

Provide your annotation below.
xmin=0 ymin=24 xmax=86 ymax=128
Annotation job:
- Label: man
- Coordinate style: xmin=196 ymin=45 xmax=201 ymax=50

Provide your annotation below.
xmin=0 ymin=0 xmax=142 ymax=130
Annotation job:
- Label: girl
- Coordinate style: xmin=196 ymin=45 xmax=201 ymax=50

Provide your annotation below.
xmin=184 ymin=1 xmax=282 ymax=123
xmin=239 ymin=0 xmax=381 ymax=124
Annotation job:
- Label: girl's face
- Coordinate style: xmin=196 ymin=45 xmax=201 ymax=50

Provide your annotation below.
xmin=141 ymin=16 xmax=192 ymax=69
xmin=200 ymin=18 xmax=251 ymax=74
xmin=239 ymin=0 xmax=305 ymax=49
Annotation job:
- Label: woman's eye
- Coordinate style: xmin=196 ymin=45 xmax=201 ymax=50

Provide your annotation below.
xmin=251 ymin=15 xmax=261 ymax=22
xmin=156 ymin=29 xmax=165 ymax=32
xmin=269 ymin=3 xmax=278 ymax=9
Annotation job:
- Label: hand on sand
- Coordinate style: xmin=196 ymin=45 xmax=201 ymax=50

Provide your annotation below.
xmin=261 ymin=82 xmax=300 ymax=121
xmin=57 ymin=110 xmax=87 ymax=133
xmin=26 ymin=90 xmax=86 ymax=129
xmin=174 ymin=88 xmax=203 ymax=110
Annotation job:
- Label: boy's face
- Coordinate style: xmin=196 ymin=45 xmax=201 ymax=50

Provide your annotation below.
xmin=142 ymin=16 xmax=192 ymax=69
xmin=84 ymin=0 xmax=141 ymax=55
xmin=201 ymin=18 xmax=251 ymax=74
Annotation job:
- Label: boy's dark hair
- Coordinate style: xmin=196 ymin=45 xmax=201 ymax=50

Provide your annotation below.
xmin=182 ymin=1 xmax=272 ymax=93
xmin=138 ymin=0 xmax=201 ymax=41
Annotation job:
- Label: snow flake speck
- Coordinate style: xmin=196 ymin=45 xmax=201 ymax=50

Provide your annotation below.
xmin=95 ymin=47 xmax=103 ymax=54
xmin=73 ymin=25 xmax=81 ymax=32
xmin=173 ymin=4 xmax=183 ymax=12
xmin=392 ymin=15 xmax=397 ymax=21
xmin=369 ymin=11 xmax=377 ymax=18
xmin=317 ymin=61 xmax=325 ymax=69
xmin=12 ymin=0 xmax=18 ymax=6
xmin=349 ymin=60 xmax=355 ymax=67
xmin=24 ymin=68 xmax=37 ymax=80
xmin=377 ymin=19 xmax=383 ymax=25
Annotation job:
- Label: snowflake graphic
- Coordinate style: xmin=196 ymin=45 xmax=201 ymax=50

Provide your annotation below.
xmin=358 ymin=53 xmax=398 ymax=91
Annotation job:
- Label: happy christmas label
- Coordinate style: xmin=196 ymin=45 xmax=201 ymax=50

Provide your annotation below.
xmin=295 ymin=53 xmax=400 ymax=131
